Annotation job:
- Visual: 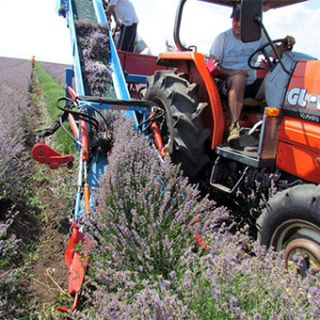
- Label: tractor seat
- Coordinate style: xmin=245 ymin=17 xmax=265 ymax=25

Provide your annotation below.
xmin=243 ymin=97 xmax=264 ymax=108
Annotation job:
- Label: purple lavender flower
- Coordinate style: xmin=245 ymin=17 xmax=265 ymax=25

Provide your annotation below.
xmin=0 ymin=58 xmax=33 ymax=201
xmin=75 ymin=21 xmax=114 ymax=97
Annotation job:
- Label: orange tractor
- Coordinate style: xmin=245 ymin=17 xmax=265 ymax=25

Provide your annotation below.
xmin=144 ymin=0 xmax=320 ymax=271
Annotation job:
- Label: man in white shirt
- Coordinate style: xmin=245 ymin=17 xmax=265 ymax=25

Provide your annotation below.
xmin=105 ymin=0 xmax=139 ymax=52
xmin=210 ymin=4 xmax=294 ymax=146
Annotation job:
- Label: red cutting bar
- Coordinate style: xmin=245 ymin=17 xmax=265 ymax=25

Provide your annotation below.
xmin=65 ymin=87 xmax=79 ymax=138
xmin=151 ymin=121 xmax=166 ymax=158
xmin=81 ymin=120 xmax=89 ymax=161
xmin=67 ymin=86 xmax=77 ymax=100
xmin=57 ymin=222 xmax=92 ymax=313
xmin=68 ymin=113 xmax=79 ymax=138
xmin=66 ymin=86 xmax=89 ymax=160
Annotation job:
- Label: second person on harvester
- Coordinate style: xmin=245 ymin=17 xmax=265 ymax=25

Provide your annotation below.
xmin=105 ymin=0 xmax=139 ymax=52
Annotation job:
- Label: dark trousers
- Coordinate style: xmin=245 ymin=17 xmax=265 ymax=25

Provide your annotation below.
xmin=117 ymin=23 xmax=137 ymax=52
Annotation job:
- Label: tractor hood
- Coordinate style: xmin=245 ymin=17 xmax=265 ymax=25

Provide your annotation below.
xmin=199 ymin=0 xmax=307 ymax=9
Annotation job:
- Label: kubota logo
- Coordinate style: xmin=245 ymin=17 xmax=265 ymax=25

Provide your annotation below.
xmin=287 ymin=88 xmax=307 ymax=107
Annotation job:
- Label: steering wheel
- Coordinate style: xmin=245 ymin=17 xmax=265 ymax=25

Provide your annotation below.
xmin=248 ymin=38 xmax=288 ymax=72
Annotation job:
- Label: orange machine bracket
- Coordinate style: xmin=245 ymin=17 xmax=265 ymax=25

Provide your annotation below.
xmin=32 ymin=142 xmax=74 ymax=169
xmin=57 ymin=222 xmax=92 ymax=313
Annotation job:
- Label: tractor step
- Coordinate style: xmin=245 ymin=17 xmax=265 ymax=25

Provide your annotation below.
xmin=210 ymin=182 xmax=232 ymax=193
xmin=210 ymin=156 xmax=249 ymax=194
xmin=216 ymin=144 xmax=274 ymax=168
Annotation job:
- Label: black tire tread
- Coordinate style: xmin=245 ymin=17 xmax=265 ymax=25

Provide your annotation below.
xmin=145 ymin=70 xmax=210 ymax=177
xmin=257 ymin=184 xmax=320 ymax=247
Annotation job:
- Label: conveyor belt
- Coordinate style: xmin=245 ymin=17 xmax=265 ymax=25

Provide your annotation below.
xmin=71 ymin=0 xmax=97 ymax=22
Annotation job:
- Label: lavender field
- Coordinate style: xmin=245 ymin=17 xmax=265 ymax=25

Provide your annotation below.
xmin=0 ymin=57 xmax=34 ymax=317
xmin=75 ymin=115 xmax=320 ymax=319
xmin=0 ymin=57 xmax=72 ymax=318
xmin=40 ymin=60 xmax=71 ymax=87
xmin=0 ymin=57 xmax=33 ymax=200
xmin=0 ymin=57 xmax=319 ymax=319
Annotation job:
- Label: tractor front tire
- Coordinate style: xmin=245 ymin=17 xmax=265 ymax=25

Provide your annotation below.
xmin=145 ymin=70 xmax=210 ymax=178
xmin=257 ymin=184 xmax=320 ymax=273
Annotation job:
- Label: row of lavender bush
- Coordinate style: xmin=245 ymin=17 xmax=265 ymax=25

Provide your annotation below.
xmin=76 ymin=21 xmax=115 ymax=97
xmin=75 ymin=114 xmax=319 ymax=319
xmin=0 ymin=58 xmax=34 ymax=200
xmin=40 ymin=61 xmax=70 ymax=87
xmin=0 ymin=57 xmax=35 ymax=317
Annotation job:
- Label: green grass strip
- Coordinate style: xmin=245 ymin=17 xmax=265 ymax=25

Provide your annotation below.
xmin=34 ymin=63 xmax=76 ymax=155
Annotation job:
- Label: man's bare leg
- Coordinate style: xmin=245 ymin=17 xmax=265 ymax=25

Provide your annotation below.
xmin=227 ymin=73 xmax=246 ymax=122
xmin=226 ymin=73 xmax=246 ymax=144
xmin=255 ymin=79 xmax=265 ymax=101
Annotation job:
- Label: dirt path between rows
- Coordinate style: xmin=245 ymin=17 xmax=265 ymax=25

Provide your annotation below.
xmin=21 ymin=68 xmax=76 ymax=317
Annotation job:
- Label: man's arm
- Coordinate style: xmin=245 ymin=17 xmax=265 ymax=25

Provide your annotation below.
xmin=106 ymin=5 xmax=115 ymax=19
xmin=209 ymin=54 xmax=248 ymax=77
xmin=105 ymin=0 xmax=117 ymax=19
xmin=105 ymin=0 xmax=121 ymax=34
xmin=270 ymin=35 xmax=296 ymax=58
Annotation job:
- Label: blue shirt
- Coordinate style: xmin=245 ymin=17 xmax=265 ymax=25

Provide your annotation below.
xmin=210 ymin=29 xmax=267 ymax=85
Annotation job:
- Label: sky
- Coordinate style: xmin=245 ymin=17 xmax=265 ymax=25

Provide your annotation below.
xmin=0 ymin=0 xmax=319 ymax=65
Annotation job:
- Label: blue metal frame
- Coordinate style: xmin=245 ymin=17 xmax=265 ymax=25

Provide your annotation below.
xmin=59 ymin=0 xmax=86 ymax=95
xmin=125 ymin=74 xmax=148 ymax=84
xmin=57 ymin=0 xmax=150 ymax=223
xmin=93 ymin=0 xmax=139 ymax=127
xmin=78 ymin=100 xmax=151 ymax=113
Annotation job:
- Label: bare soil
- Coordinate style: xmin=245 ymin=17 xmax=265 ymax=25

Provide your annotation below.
xmin=0 ymin=57 xmax=75 ymax=317
xmin=22 ymin=173 xmax=71 ymax=307
xmin=25 ymin=65 xmax=74 ymax=313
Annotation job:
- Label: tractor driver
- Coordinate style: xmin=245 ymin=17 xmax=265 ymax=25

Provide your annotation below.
xmin=210 ymin=4 xmax=295 ymax=146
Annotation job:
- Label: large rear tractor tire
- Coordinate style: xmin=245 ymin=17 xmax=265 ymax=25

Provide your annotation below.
xmin=257 ymin=184 xmax=320 ymax=275
xmin=145 ymin=70 xmax=210 ymax=178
